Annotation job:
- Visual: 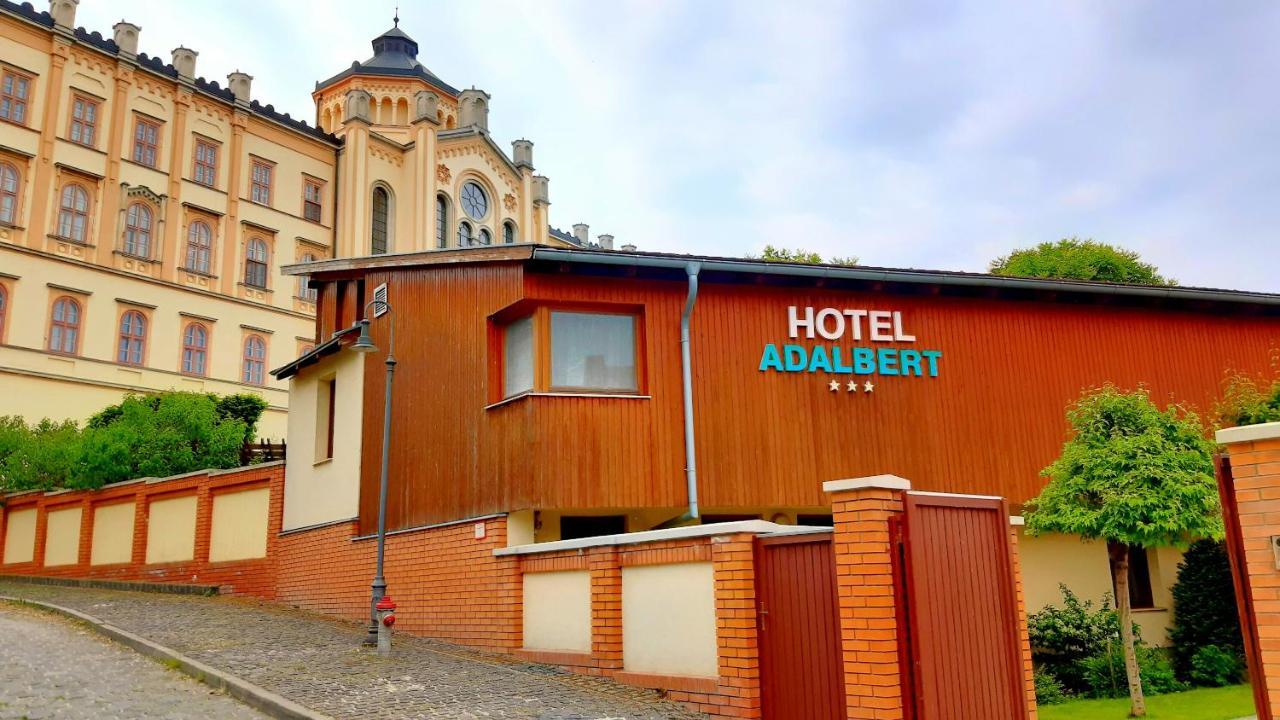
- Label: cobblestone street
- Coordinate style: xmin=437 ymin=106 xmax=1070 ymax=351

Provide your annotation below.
xmin=0 ymin=602 xmax=267 ymax=720
xmin=0 ymin=582 xmax=701 ymax=719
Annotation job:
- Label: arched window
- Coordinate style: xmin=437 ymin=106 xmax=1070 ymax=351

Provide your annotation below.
xmin=117 ymin=310 xmax=146 ymax=365
xmin=435 ymin=194 xmax=448 ymax=249
xmin=57 ymin=183 xmax=89 ymax=242
xmin=478 ymin=228 xmax=492 ymax=245
xmin=297 ymin=253 xmax=318 ymax=302
xmin=185 ymin=221 xmax=212 ymax=273
xmin=0 ymin=162 xmax=19 ymax=225
xmin=371 ymin=186 xmax=389 ymax=255
xmin=242 ymin=335 xmax=266 ymax=385
xmin=49 ymin=296 xmax=80 ymax=354
xmin=244 ymin=237 xmax=269 ymax=288
xmin=182 ymin=323 xmax=208 ymax=375
xmin=458 ymin=221 xmax=472 ymax=247
xmin=123 ymin=202 xmax=152 ymax=258
xmin=503 ymin=221 xmax=516 ymax=245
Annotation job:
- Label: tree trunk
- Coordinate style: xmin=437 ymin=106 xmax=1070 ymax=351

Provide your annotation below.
xmin=1111 ymin=544 xmax=1147 ymax=717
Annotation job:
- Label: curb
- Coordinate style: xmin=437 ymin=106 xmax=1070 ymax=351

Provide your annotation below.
xmin=0 ymin=574 xmax=221 ymax=596
xmin=0 ymin=595 xmax=334 ymax=720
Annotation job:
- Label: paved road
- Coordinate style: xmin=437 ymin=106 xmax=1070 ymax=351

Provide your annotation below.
xmin=0 ymin=582 xmax=701 ymax=719
xmin=0 ymin=603 xmax=267 ymax=720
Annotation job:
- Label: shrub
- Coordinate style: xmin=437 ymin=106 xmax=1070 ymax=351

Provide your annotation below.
xmin=1169 ymin=540 xmax=1243 ymax=682
xmin=989 ymin=238 xmax=1173 ymax=285
xmin=1027 ymin=585 xmax=1125 ymax=694
xmin=1034 ymin=670 xmax=1070 ymax=705
xmin=1079 ymin=645 xmax=1186 ymax=699
xmin=1216 ymin=372 xmax=1280 ymax=428
xmin=1188 ymin=645 xmax=1245 ymax=687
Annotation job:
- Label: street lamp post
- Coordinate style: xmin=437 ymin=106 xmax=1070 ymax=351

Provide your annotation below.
xmin=351 ymin=300 xmax=394 ymax=647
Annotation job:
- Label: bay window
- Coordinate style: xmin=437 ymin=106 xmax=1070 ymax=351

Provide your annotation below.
xmin=497 ymin=307 xmax=642 ymax=400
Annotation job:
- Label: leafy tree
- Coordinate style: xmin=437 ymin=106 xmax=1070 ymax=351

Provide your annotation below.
xmin=1025 ymin=386 xmax=1220 ymax=717
xmin=1215 ymin=371 xmax=1280 ymax=428
xmin=212 ymin=393 xmax=269 ymax=445
xmin=1169 ymin=541 xmax=1242 ymax=683
xmin=990 ymin=238 xmax=1173 ymax=285
xmin=752 ymin=245 xmax=859 ymax=266
xmin=0 ymin=418 xmax=83 ymax=492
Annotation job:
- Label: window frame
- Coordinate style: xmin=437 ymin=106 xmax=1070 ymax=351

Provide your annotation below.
xmin=0 ymin=160 xmax=20 ymax=225
xmin=244 ymin=237 xmax=270 ymax=289
xmin=302 ymin=178 xmax=324 ymax=223
xmin=0 ymin=283 xmax=7 ymax=341
xmin=458 ymin=220 xmax=473 ymax=247
xmin=48 ymin=295 xmax=82 ymax=355
xmin=249 ymin=158 xmax=274 ymax=206
xmin=181 ymin=322 xmax=209 ymax=376
xmin=192 ymin=136 xmax=219 ymax=187
xmin=68 ymin=93 xmax=100 ymax=148
xmin=0 ymin=68 xmax=32 ymax=126
xmin=122 ymin=201 xmax=153 ymax=258
xmin=297 ymin=252 xmax=318 ymax=302
xmin=131 ymin=115 xmax=161 ymax=168
xmin=116 ymin=309 xmax=147 ymax=366
xmin=370 ymin=185 xmax=390 ymax=254
xmin=503 ymin=221 xmax=516 ymax=245
xmin=242 ymin=334 xmax=267 ymax=385
xmin=435 ymin=193 xmax=449 ymax=248
xmin=56 ymin=182 xmax=90 ymax=243
xmin=184 ymin=220 xmax=214 ymax=274
xmin=494 ymin=304 xmax=646 ymax=401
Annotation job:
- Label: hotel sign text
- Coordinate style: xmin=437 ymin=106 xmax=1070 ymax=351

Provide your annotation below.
xmin=759 ymin=306 xmax=942 ymax=379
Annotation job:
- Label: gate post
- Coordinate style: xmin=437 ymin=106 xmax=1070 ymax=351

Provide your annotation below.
xmin=824 ymin=475 xmax=911 ymax=720
xmin=1217 ymin=421 xmax=1280 ymax=718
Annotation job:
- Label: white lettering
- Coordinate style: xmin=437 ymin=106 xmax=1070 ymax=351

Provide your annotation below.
xmin=842 ymin=309 xmax=868 ymax=341
xmin=869 ymin=311 xmax=893 ymax=342
xmin=815 ymin=308 xmax=845 ymax=340
xmin=788 ymin=305 xmax=815 ymax=339
xmin=893 ymin=311 xmax=915 ymax=342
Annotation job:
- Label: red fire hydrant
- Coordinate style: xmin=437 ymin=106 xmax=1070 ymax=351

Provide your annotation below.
xmin=375 ymin=596 xmax=397 ymax=656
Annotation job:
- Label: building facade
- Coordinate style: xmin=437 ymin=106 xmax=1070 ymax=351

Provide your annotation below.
xmin=276 ymin=246 xmax=1280 ymax=645
xmin=0 ymin=1 xmax=594 ymax=437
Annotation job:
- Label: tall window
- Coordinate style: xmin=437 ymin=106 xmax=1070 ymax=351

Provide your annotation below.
xmin=550 ymin=311 xmax=638 ymax=391
xmin=132 ymin=117 xmax=160 ymax=167
xmin=117 ymin=310 xmax=146 ymax=365
xmin=458 ymin=221 xmax=473 ymax=247
xmin=503 ymin=316 xmax=534 ymax=398
xmin=185 ymin=221 xmax=212 ymax=273
xmin=371 ymin=186 xmax=389 ymax=254
xmin=0 ymin=285 xmax=7 ymax=339
xmin=0 ymin=162 xmax=18 ymax=224
xmin=57 ymin=183 xmax=89 ymax=243
xmin=478 ymin=228 xmax=492 ymax=246
xmin=297 ymin=253 xmax=318 ymax=302
xmin=69 ymin=95 xmax=99 ymax=147
xmin=503 ymin=221 xmax=516 ymax=245
xmin=0 ymin=69 xmax=31 ymax=125
xmin=303 ymin=179 xmax=323 ymax=223
xmin=435 ymin=194 xmax=448 ymax=248
xmin=193 ymin=137 xmax=218 ymax=186
xmin=48 ymin=296 xmax=81 ymax=354
xmin=182 ymin=323 xmax=208 ymax=375
xmin=250 ymin=159 xmax=273 ymax=205
xmin=123 ymin=202 xmax=152 ymax=257
xmin=242 ymin=335 xmax=266 ymax=385
xmin=244 ymin=238 xmax=269 ymax=288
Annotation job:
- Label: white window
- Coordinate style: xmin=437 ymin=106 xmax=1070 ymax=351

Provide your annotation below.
xmin=550 ymin=312 xmax=637 ymax=391
xmin=503 ymin=316 xmax=534 ymax=398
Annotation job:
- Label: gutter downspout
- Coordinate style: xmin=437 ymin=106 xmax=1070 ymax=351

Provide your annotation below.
xmin=659 ymin=262 xmax=702 ymax=528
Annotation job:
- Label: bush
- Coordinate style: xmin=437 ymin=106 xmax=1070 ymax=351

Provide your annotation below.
xmin=1216 ymin=372 xmax=1280 ymax=428
xmin=1188 ymin=645 xmax=1245 ymax=687
xmin=1028 ymin=585 xmax=1125 ymax=695
xmin=1169 ymin=540 xmax=1243 ymax=682
xmin=989 ymin=238 xmax=1173 ymax=285
xmin=1079 ymin=645 xmax=1187 ymax=699
xmin=1034 ymin=670 xmax=1070 ymax=705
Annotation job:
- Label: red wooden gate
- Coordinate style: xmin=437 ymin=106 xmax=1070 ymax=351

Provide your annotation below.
xmin=900 ymin=492 xmax=1029 ymax=719
xmin=1216 ymin=454 xmax=1272 ymax=720
xmin=754 ymin=533 xmax=844 ymax=720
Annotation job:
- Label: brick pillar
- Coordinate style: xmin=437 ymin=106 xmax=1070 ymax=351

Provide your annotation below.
xmin=1008 ymin=522 xmax=1040 ymax=720
xmin=824 ymin=475 xmax=910 ymax=720
xmin=589 ymin=546 xmax=623 ymax=672
xmin=712 ymin=532 xmax=763 ymax=718
xmin=132 ymin=492 xmax=149 ymax=565
xmin=193 ymin=483 xmax=213 ymax=565
xmin=77 ymin=498 xmax=95 ymax=569
xmin=1218 ymin=422 xmax=1280 ymax=715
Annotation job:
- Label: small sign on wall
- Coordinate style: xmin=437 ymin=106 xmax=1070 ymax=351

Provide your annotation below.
xmin=475 ymin=522 xmax=486 ymax=540
xmin=373 ymin=283 xmax=388 ymax=317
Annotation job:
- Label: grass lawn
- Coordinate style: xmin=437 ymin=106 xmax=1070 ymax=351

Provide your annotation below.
xmin=1039 ymin=685 xmax=1256 ymax=720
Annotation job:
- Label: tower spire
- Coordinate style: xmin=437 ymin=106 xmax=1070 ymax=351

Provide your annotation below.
xmin=393 ymin=7 xmax=399 ymax=27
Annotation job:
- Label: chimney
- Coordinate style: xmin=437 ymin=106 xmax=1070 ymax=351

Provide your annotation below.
xmin=597 ymin=234 xmax=614 ymax=251
xmin=572 ymin=223 xmax=589 ymax=246
xmin=512 ymin=139 xmax=534 ymax=170
xmin=620 ymin=243 xmax=637 ymax=252
xmin=171 ymin=47 xmax=197 ymax=83
xmin=532 ymin=175 xmax=550 ymax=205
xmin=112 ymin=21 xmax=140 ymax=60
xmin=49 ymin=0 xmax=78 ymax=34
xmin=227 ymin=71 xmax=253 ymax=108
xmin=344 ymin=88 xmax=372 ymax=124
xmin=458 ymin=88 xmax=491 ymax=131
xmin=413 ymin=90 xmax=439 ymax=124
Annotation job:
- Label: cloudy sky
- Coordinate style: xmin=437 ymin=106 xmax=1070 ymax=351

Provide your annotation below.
xmin=79 ymin=1 xmax=1280 ymax=291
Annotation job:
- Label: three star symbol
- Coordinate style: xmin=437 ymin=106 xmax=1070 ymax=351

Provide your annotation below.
xmin=828 ymin=379 xmax=874 ymax=393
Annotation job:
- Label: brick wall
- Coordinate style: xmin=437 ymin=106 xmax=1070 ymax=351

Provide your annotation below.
xmin=275 ymin=515 xmax=521 ymax=649
xmin=0 ymin=463 xmax=283 ymax=597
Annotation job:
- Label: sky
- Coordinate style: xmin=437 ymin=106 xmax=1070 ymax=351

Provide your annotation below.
xmin=78 ymin=1 xmax=1280 ymax=291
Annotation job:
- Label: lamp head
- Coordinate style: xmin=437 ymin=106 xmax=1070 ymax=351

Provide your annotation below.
xmin=351 ymin=319 xmax=378 ymax=353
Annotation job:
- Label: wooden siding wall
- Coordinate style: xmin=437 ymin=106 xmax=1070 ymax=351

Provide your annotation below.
xmin=351 ymin=265 xmax=1280 ymax=532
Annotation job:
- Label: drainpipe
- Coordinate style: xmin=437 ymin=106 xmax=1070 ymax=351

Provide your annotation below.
xmin=659 ymin=262 xmax=702 ymax=528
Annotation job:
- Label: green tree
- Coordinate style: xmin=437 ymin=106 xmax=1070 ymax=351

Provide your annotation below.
xmin=0 ymin=417 xmax=83 ymax=492
xmin=1025 ymin=386 xmax=1221 ymax=717
xmin=752 ymin=245 xmax=859 ymax=266
xmin=1169 ymin=541 xmax=1243 ymax=683
xmin=990 ymin=238 xmax=1173 ymax=285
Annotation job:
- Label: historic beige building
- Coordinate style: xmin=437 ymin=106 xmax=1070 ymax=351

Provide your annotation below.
xmin=0 ymin=1 xmax=607 ymax=438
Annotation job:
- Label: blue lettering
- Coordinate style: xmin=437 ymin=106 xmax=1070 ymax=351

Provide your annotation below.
xmin=808 ymin=346 xmax=833 ymax=373
xmin=922 ymin=350 xmax=942 ymax=377
xmin=759 ymin=344 xmax=783 ymax=372
xmin=831 ymin=346 xmax=853 ymax=374
xmin=853 ymin=348 xmax=875 ymax=375
xmin=783 ymin=344 xmax=808 ymax=372
xmin=900 ymin=350 xmax=922 ymax=377
xmin=877 ymin=348 xmax=899 ymax=376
